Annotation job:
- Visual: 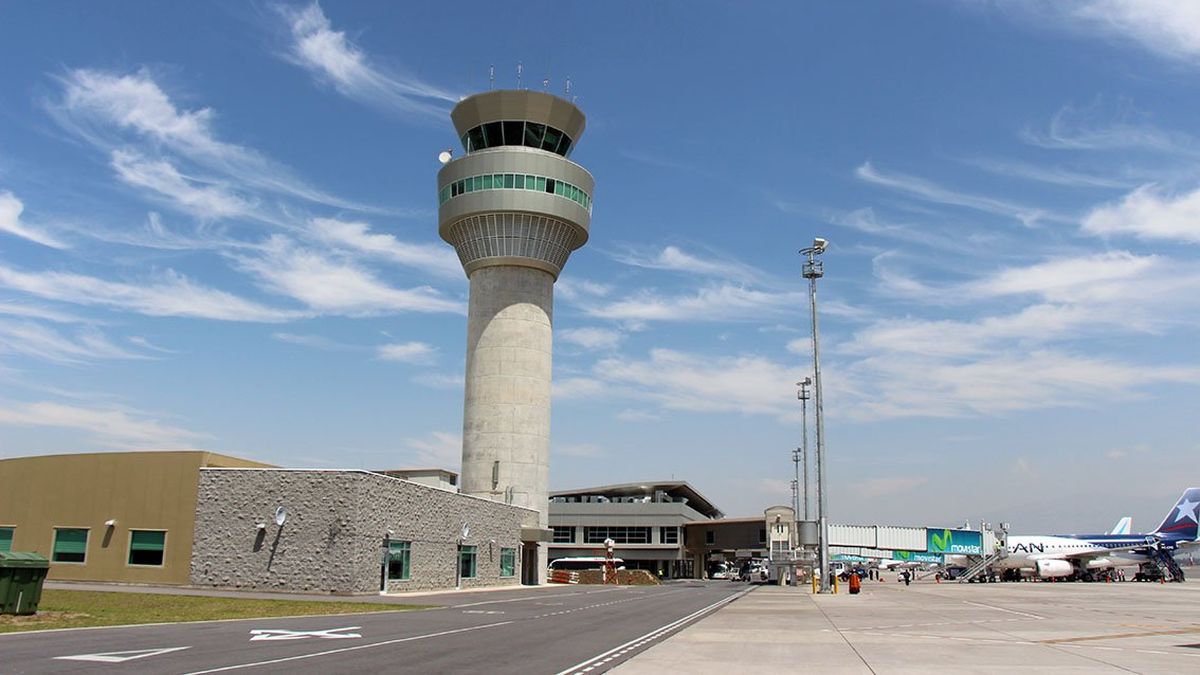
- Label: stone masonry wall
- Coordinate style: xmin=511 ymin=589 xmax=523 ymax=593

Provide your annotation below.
xmin=190 ymin=469 xmax=538 ymax=594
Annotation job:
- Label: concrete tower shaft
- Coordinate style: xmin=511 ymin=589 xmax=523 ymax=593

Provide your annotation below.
xmin=438 ymin=90 xmax=592 ymax=583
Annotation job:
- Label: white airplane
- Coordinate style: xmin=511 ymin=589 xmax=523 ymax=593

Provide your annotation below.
xmin=991 ymin=489 xmax=1200 ymax=580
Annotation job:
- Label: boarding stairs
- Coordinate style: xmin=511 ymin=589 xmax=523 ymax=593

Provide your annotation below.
xmin=1152 ymin=547 xmax=1185 ymax=582
xmin=956 ymin=550 xmax=1006 ymax=583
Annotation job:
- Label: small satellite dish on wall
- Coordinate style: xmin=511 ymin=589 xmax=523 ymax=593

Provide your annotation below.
xmin=438 ymin=150 xmax=453 ymax=164
xmin=274 ymin=506 xmax=288 ymax=527
xmin=461 ymin=523 xmax=470 ymax=540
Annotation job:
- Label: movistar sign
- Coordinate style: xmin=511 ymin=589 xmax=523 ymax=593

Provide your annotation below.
xmin=927 ymin=528 xmax=983 ymax=555
xmin=893 ymin=550 xmax=943 ymax=564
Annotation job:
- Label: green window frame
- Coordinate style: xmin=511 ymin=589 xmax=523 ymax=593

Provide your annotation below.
xmin=459 ymin=545 xmax=477 ymax=579
xmin=0 ymin=527 xmax=12 ymax=552
xmin=53 ymin=528 xmax=88 ymax=563
xmin=128 ymin=530 xmax=166 ymax=567
xmin=387 ymin=540 xmax=411 ymax=580
xmin=500 ymin=547 xmax=516 ymax=577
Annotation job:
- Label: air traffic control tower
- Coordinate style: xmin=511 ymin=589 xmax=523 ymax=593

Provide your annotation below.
xmin=438 ymin=90 xmax=592 ymax=583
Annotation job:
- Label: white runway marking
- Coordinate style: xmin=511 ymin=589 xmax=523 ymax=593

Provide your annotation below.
xmin=185 ymin=621 xmax=513 ymax=674
xmin=248 ymin=627 xmax=361 ymax=641
xmin=55 ymin=646 xmax=191 ymax=663
xmin=963 ymin=600 xmax=1045 ymax=619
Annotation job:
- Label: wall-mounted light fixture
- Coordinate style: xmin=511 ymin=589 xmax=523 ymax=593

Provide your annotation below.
xmin=104 ymin=519 xmax=117 ymax=528
xmin=256 ymin=523 xmax=267 ymax=531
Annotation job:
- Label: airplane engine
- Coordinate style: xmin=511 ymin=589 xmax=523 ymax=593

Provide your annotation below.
xmin=1035 ymin=559 xmax=1073 ymax=578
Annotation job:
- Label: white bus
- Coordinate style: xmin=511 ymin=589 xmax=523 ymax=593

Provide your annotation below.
xmin=548 ymin=557 xmax=624 ymax=572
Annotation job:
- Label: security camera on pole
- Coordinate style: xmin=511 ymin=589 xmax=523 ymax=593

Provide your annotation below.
xmin=800 ymin=237 xmax=831 ymax=594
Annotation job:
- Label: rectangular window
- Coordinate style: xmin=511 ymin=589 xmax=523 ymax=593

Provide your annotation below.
xmin=500 ymin=547 xmax=516 ymax=577
xmin=494 ymin=174 xmax=504 ymax=187
xmin=128 ymin=530 xmax=166 ymax=566
xmin=457 ymin=179 xmax=465 ymax=194
xmin=524 ymin=122 xmax=546 ymax=148
xmin=459 ymin=545 xmax=477 ymax=579
xmin=514 ymin=174 xmax=525 ymax=189
xmin=554 ymin=180 xmax=565 ymax=196
xmin=558 ymin=136 xmax=573 ymax=156
xmin=526 ymin=175 xmax=536 ymax=189
xmin=467 ymin=127 xmax=485 ymax=153
xmin=705 ymin=530 xmax=715 ymax=545
xmin=545 ymin=178 xmax=556 ymax=194
xmin=0 ymin=527 xmax=12 ymax=552
xmin=387 ymin=541 xmax=411 ymax=580
xmin=660 ymin=527 xmax=679 ymax=544
xmin=535 ymin=177 xmax=546 ymax=192
xmin=583 ymin=526 xmax=652 ymax=544
xmin=504 ymin=174 xmax=515 ymax=189
xmin=758 ymin=528 xmax=767 ymax=544
xmin=552 ymin=526 xmax=575 ymax=543
xmin=542 ymin=126 xmax=562 ymax=152
xmin=482 ymin=174 xmax=494 ymax=189
xmin=53 ymin=528 xmax=88 ymax=563
xmin=473 ymin=176 xmax=483 ymax=191
xmin=502 ymin=121 xmax=524 ymax=146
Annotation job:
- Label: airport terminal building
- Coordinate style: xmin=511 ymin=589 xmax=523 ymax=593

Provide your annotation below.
xmin=0 ymin=451 xmax=539 ymax=594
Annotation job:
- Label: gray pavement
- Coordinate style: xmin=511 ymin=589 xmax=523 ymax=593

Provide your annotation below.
xmin=612 ymin=578 xmax=1200 ymax=674
xmin=2 ymin=581 xmax=749 ymax=674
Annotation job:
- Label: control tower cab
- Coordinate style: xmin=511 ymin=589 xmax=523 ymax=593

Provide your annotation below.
xmin=437 ymin=90 xmax=594 ymax=584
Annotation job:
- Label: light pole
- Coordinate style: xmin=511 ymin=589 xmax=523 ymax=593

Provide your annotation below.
xmin=796 ymin=378 xmax=812 ymax=521
xmin=801 ymin=237 xmax=830 ymax=593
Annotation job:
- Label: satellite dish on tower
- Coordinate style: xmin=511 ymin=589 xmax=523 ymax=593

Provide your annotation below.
xmin=438 ymin=150 xmax=453 ymax=164
xmin=274 ymin=506 xmax=288 ymax=527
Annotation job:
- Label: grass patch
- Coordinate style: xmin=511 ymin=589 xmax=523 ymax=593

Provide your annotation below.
xmin=0 ymin=589 xmax=435 ymax=634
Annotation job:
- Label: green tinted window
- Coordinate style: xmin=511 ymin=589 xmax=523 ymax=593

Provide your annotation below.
xmin=128 ymin=530 xmax=166 ymax=566
xmin=524 ymin=123 xmax=546 ymax=148
xmin=53 ymin=528 xmax=88 ymax=563
xmin=0 ymin=527 xmax=12 ymax=552
xmin=493 ymin=174 xmax=504 ymax=187
xmin=504 ymin=174 xmax=515 ymax=188
xmin=514 ymin=174 xmax=525 ymax=189
xmin=473 ymin=176 xmax=483 ymax=191
xmin=388 ymin=540 xmax=411 ymax=580
xmin=526 ymin=175 xmax=536 ymax=189
xmin=542 ymin=126 xmax=561 ymax=152
xmin=459 ymin=545 xmax=477 ymax=579
xmin=482 ymin=175 xmax=493 ymax=189
xmin=536 ymin=177 xmax=546 ymax=192
xmin=500 ymin=548 xmax=516 ymax=577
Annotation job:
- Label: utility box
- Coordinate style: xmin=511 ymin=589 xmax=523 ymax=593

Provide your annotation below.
xmin=0 ymin=551 xmax=50 ymax=615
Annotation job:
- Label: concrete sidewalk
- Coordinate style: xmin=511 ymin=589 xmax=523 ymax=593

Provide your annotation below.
xmin=614 ymin=579 xmax=1200 ymax=674
xmin=612 ymin=585 xmax=872 ymax=674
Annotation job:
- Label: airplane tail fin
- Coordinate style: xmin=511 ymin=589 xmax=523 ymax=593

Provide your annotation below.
xmin=1108 ymin=516 xmax=1132 ymax=535
xmin=1153 ymin=488 xmax=1200 ymax=540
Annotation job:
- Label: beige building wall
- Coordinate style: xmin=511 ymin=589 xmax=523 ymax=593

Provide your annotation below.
xmin=0 ymin=451 xmax=269 ymax=584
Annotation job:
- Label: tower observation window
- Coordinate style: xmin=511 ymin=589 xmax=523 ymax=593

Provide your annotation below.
xmin=438 ymin=172 xmax=591 ymax=211
xmin=459 ymin=121 xmax=574 ymax=157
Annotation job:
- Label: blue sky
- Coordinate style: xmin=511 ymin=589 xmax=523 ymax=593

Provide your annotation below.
xmin=1 ymin=1 xmax=1198 ymax=533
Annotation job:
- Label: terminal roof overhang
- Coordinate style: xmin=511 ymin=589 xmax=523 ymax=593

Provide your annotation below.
xmin=550 ymin=481 xmax=723 ymax=519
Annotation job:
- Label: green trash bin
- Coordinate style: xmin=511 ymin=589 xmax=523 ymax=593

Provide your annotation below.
xmin=0 ymin=551 xmax=51 ymax=615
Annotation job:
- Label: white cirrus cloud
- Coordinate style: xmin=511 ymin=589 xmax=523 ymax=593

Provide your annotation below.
xmin=376 ymin=341 xmax=437 ymax=364
xmin=1082 ymin=185 xmax=1200 ymax=244
xmin=594 ymin=349 xmax=794 ymax=417
xmin=110 ymin=149 xmax=249 ymax=219
xmin=0 ymin=263 xmax=300 ymax=322
xmin=559 ymin=327 xmax=623 ymax=350
xmin=0 ymin=191 xmax=67 ymax=249
xmin=279 ymin=2 xmax=458 ymax=119
xmin=586 ymin=284 xmax=803 ymax=323
xmin=52 ymin=68 xmax=385 ymax=213
xmin=0 ymin=320 xmax=147 ymax=364
xmin=1017 ymin=0 xmax=1200 ymax=65
xmin=233 ymin=235 xmax=463 ymax=316
xmin=306 ymin=217 xmax=462 ymax=279
xmin=403 ymin=430 xmax=461 ymax=470
xmin=0 ymin=399 xmax=206 ymax=449
xmin=610 ymin=245 xmax=760 ymax=282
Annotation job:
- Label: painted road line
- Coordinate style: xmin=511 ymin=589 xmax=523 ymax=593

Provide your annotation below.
xmin=184 ymin=621 xmax=514 ymax=674
xmin=55 ymin=647 xmax=191 ymax=663
xmin=554 ymin=587 xmax=754 ymax=675
xmin=248 ymin=626 xmax=361 ymax=641
xmin=963 ymin=600 xmax=1045 ymax=620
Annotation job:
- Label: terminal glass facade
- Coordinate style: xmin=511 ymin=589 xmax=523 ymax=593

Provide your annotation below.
xmin=584 ymin=526 xmax=652 ymax=544
xmin=438 ymin=172 xmax=591 ymax=211
xmin=461 ymin=121 xmax=573 ymax=157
